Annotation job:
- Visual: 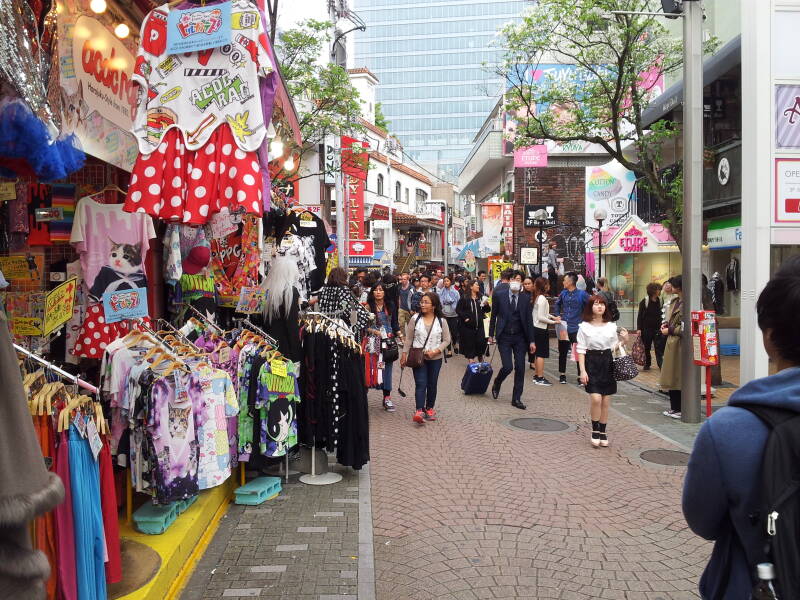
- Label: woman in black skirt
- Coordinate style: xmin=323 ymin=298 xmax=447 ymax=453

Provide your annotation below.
xmin=456 ymin=280 xmax=490 ymax=363
xmin=576 ymin=294 xmax=628 ymax=448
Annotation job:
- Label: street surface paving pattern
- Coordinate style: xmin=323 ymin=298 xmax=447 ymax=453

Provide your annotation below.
xmin=182 ymin=351 xmax=712 ymax=599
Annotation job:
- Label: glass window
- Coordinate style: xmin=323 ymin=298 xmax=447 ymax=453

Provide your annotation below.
xmin=405 ymin=188 xmax=410 ymax=204
xmin=395 ymin=181 xmax=402 ymax=203
xmin=377 ymin=174 xmax=384 ymax=197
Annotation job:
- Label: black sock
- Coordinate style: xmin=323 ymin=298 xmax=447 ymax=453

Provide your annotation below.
xmin=383 ymin=390 xmax=390 ymax=398
xmin=598 ymin=422 xmax=607 ymax=439
xmin=591 ymin=420 xmax=600 ymax=438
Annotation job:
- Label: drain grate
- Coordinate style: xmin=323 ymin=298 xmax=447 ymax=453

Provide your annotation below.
xmin=508 ymin=417 xmax=570 ymax=432
xmin=640 ymin=449 xmax=690 ymax=467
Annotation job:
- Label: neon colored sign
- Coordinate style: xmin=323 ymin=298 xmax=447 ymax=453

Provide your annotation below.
xmin=619 ymin=226 xmax=648 ymax=253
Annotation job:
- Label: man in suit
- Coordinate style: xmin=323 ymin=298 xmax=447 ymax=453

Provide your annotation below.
xmin=488 ymin=270 xmax=536 ymax=409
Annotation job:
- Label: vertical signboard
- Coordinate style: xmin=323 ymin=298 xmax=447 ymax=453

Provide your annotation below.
xmin=502 ymin=204 xmax=514 ymax=256
xmin=341 ymin=136 xmax=367 ymax=241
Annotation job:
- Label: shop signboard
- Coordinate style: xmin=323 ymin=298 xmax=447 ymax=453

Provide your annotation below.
xmin=0 ymin=254 xmax=44 ymax=286
xmin=102 ymin=288 xmax=149 ymax=323
xmin=323 ymin=136 xmax=336 ymax=185
xmin=707 ymin=218 xmax=742 ymax=249
xmin=585 ymin=160 xmax=636 ymax=227
xmin=11 ymin=317 xmax=43 ymax=337
xmin=347 ymin=239 xmax=374 ymax=257
xmin=775 ymin=85 xmax=800 ymax=149
xmin=524 ymin=205 xmax=556 ymax=227
xmin=775 ymin=158 xmax=800 ymax=224
xmin=59 ymin=14 xmax=139 ymax=170
xmin=166 ymin=3 xmax=232 ymax=54
xmin=341 ymin=136 xmax=367 ymax=240
xmin=618 ymin=225 xmax=648 ymax=253
xmin=513 ymin=145 xmax=548 ymax=168
xmin=520 ymin=247 xmax=539 ymax=265
xmin=42 ymin=278 xmax=78 ymax=336
xmin=0 ymin=182 xmax=16 ymax=202
xmin=502 ymin=204 xmax=514 ymax=255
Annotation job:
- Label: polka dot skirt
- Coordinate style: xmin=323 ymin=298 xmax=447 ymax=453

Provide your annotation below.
xmin=71 ymin=303 xmax=152 ymax=359
xmin=124 ymin=124 xmax=264 ymax=225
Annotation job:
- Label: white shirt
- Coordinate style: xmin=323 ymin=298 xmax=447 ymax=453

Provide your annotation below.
xmin=533 ymin=294 xmax=557 ymax=329
xmin=576 ymin=321 xmax=619 ymax=354
xmin=412 ymin=316 xmax=443 ymax=352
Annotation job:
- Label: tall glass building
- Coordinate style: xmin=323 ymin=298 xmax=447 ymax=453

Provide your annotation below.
xmin=352 ymin=0 xmax=529 ymax=181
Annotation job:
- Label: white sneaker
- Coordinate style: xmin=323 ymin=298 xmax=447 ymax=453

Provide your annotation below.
xmin=662 ymin=410 xmax=681 ymax=419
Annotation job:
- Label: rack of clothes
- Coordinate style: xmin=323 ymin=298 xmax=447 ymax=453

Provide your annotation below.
xmin=298 ymin=311 xmax=370 ymax=475
xmin=17 ymin=346 xmax=121 ymax=600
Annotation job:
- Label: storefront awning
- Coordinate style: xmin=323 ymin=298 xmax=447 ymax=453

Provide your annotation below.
xmin=641 ymin=35 xmax=741 ymax=128
xmin=348 ymin=256 xmax=374 ymax=266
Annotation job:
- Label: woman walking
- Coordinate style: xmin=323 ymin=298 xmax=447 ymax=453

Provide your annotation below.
xmin=522 ymin=277 xmax=537 ymax=369
xmin=400 ymin=292 xmax=451 ymax=425
xmin=660 ymin=276 xmax=684 ymax=419
xmin=531 ymin=277 xmax=560 ymax=386
xmin=457 ymin=280 xmax=490 ymax=363
xmin=636 ymin=282 xmax=662 ymax=370
xmin=317 ymin=267 xmax=372 ymax=340
xmin=438 ymin=275 xmax=460 ymax=357
xmin=367 ymin=283 xmax=401 ymax=412
xmin=577 ymin=295 xmax=628 ymax=447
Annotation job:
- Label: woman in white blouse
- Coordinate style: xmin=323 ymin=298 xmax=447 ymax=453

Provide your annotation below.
xmin=530 ymin=277 xmax=561 ymax=386
xmin=577 ymin=295 xmax=628 ymax=447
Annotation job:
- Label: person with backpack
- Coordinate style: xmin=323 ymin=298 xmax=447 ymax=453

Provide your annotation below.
xmin=553 ymin=272 xmax=591 ymax=385
xmin=683 ymin=255 xmax=800 ymax=599
xmin=636 ymin=282 xmax=663 ymax=370
xmin=400 ymin=292 xmax=451 ymax=425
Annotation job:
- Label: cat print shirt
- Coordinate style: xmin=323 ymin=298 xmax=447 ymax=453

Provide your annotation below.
xmin=132 ymin=0 xmax=274 ymax=154
xmin=190 ymin=365 xmax=238 ymax=490
xmin=71 ymin=196 xmax=156 ymax=302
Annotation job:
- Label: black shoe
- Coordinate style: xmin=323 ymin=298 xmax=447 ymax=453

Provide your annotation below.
xmin=559 ymin=374 xmax=567 ymax=384
xmin=512 ymin=400 xmax=527 ymax=410
xmin=643 ymin=365 xmax=651 ymax=371
xmin=491 ymin=383 xmax=500 ymax=399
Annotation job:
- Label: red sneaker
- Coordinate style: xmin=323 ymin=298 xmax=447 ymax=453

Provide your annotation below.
xmin=412 ymin=409 xmax=425 ymax=424
xmin=424 ymin=408 xmax=437 ymax=421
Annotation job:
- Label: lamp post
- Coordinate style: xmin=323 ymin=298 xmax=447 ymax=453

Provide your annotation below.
xmin=593 ymin=207 xmax=608 ymax=280
xmin=425 ymin=200 xmax=448 ymax=274
xmin=532 ymin=208 xmax=549 ymax=279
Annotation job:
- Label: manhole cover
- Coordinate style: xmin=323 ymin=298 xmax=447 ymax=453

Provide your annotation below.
xmin=508 ymin=417 xmax=570 ymax=432
xmin=640 ymin=449 xmax=690 ymax=467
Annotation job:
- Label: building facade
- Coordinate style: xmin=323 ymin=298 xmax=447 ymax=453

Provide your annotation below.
xmin=352 ymin=0 xmax=529 ymax=180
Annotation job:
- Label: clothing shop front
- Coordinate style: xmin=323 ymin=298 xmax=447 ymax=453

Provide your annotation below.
xmin=597 ymin=216 xmax=681 ymax=330
xmin=0 ymin=1 xmax=371 ymax=599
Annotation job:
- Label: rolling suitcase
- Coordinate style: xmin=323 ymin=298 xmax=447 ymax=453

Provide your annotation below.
xmin=461 ymin=362 xmax=493 ymax=395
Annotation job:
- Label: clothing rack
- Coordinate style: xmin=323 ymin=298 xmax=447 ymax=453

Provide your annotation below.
xmin=156 ymin=318 xmax=196 ymax=347
xmin=300 ymin=311 xmax=358 ymax=337
xmin=13 ymin=343 xmax=99 ymax=394
xmin=234 ymin=318 xmax=278 ymax=348
xmin=182 ymin=303 xmax=223 ymax=333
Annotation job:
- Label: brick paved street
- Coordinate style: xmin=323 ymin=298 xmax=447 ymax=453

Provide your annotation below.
xmin=182 ymin=351 xmax=712 ymax=600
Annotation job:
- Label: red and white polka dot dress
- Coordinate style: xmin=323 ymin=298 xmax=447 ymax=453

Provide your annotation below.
xmin=124 ymin=125 xmax=264 ymax=225
xmin=71 ymin=303 xmax=152 ymax=359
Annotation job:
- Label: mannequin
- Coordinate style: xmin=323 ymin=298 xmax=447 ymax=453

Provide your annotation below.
xmin=261 ymin=254 xmax=303 ymax=362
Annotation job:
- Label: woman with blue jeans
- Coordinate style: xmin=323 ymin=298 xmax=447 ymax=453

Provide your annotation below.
xmin=401 ymin=292 xmax=451 ymax=425
xmin=367 ymin=283 xmax=400 ymax=412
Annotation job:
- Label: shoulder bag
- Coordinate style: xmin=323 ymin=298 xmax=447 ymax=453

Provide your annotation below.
xmin=613 ymin=344 xmax=639 ymax=381
xmin=406 ymin=316 xmax=434 ymax=369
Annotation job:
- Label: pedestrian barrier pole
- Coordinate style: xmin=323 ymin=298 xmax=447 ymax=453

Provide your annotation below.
xmin=705 ymin=366 xmax=712 ymax=418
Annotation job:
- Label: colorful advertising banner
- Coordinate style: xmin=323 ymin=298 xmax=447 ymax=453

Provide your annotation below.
xmin=341 ymin=136 xmax=367 ymax=241
xmin=166 ymin=3 xmax=231 ymax=54
xmin=102 ymin=287 xmax=149 ymax=323
xmin=59 ymin=13 xmax=139 ymax=171
xmin=236 ymin=286 xmax=267 ymax=314
xmin=585 ymin=160 xmax=637 ymax=228
xmin=513 ymin=145 xmax=548 ymax=168
xmin=480 ymin=204 xmax=504 ymax=256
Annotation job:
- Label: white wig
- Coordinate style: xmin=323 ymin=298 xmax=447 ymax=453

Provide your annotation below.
xmin=262 ymin=254 xmax=301 ymax=321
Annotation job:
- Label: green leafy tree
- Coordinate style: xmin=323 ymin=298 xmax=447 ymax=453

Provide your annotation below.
xmin=496 ymin=0 xmax=717 ymax=248
xmin=275 ymin=19 xmax=367 ymax=180
xmin=374 ymin=102 xmax=391 ymax=132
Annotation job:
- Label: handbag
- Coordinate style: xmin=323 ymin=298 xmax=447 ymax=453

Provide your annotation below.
xmin=613 ymin=345 xmax=639 ymax=381
xmin=405 ymin=316 xmax=435 ymax=369
xmin=631 ymin=335 xmax=647 ymax=366
xmin=381 ymin=336 xmax=399 ymax=363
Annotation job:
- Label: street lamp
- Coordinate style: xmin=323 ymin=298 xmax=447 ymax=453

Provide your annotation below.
xmin=593 ymin=207 xmax=608 ymax=280
xmin=531 ymin=208 xmax=549 ymax=279
xmin=425 ymin=200 xmax=448 ymax=274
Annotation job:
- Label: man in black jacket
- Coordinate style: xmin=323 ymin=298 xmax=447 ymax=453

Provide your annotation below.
xmin=637 ymin=282 xmax=663 ymax=370
xmin=488 ymin=271 xmax=536 ymax=409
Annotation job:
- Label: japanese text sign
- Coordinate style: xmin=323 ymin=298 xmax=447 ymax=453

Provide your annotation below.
xmin=102 ymin=287 xmax=149 ymax=323
xmin=167 ymin=3 xmax=231 ymax=54
xmin=43 ymin=277 xmax=77 ymax=336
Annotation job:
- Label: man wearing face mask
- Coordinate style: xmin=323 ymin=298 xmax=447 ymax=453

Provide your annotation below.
xmin=488 ymin=271 xmax=536 ymax=409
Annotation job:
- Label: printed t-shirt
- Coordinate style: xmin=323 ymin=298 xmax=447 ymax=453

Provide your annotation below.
xmin=70 ymin=196 xmax=156 ymax=302
xmin=191 ymin=365 xmax=238 ymax=489
xmin=132 ymin=0 xmax=275 ymax=154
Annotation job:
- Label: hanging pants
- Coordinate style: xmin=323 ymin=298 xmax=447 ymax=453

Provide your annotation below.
xmin=69 ymin=425 xmax=107 ymax=600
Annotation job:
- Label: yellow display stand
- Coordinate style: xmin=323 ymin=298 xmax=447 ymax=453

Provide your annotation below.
xmin=117 ymin=478 xmax=235 ymax=600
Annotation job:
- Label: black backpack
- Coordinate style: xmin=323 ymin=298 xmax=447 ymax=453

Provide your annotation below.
xmin=600 ymin=291 xmax=620 ymax=321
xmin=737 ymin=404 xmax=800 ymax=597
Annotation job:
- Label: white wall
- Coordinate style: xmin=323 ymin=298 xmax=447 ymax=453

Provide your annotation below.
xmin=350 ymin=74 xmax=377 ymax=124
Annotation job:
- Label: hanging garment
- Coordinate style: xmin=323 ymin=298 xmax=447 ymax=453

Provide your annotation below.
xmin=125 ymin=125 xmax=264 ymax=224
xmin=278 ymin=210 xmax=330 ymax=294
xmin=209 ymin=215 xmax=260 ymax=306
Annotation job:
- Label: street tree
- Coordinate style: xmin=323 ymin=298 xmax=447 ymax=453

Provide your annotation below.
xmin=275 ymin=19 xmax=367 ymax=181
xmin=496 ymin=0 xmax=716 ymax=247
xmin=374 ymin=102 xmax=391 ymax=133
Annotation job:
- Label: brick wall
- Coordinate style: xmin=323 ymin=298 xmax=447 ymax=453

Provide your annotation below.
xmin=513 ymin=166 xmax=588 ymax=276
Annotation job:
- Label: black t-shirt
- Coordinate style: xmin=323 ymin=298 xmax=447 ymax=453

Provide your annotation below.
xmin=279 ymin=211 xmax=331 ymax=293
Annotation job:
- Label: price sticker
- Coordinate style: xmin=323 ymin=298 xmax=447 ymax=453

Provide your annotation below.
xmin=73 ymin=411 xmax=87 ymax=438
xmin=86 ymin=418 xmax=103 ymax=461
xmin=270 ymin=359 xmax=287 ymax=378
xmin=219 ymin=346 xmax=231 ymax=363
